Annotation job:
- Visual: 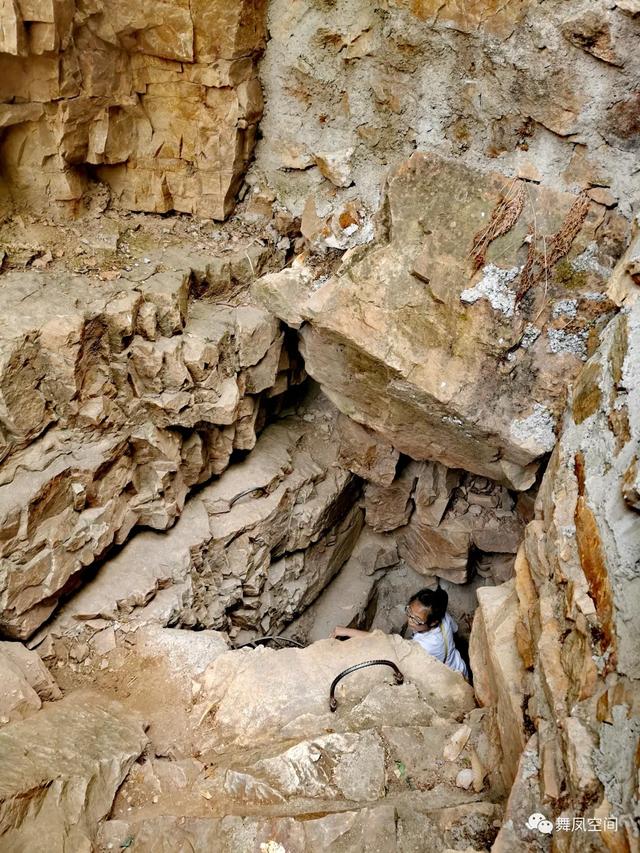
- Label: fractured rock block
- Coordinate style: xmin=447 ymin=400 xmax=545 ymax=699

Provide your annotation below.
xmin=219 ymin=730 xmax=386 ymax=805
xmin=195 ymin=631 xmax=475 ymax=755
xmin=468 ymin=580 xmax=527 ymax=789
xmin=256 ymin=153 xmax=622 ymax=490
xmin=364 ymin=462 xmax=418 ymax=532
xmin=337 ymin=413 xmax=399 ymax=486
xmin=0 ymin=0 xmax=268 ymax=219
xmin=43 ymin=394 xmax=361 ymax=640
xmin=0 ymin=263 xmax=292 ymax=639
xmin=376 ymin=461 xmax=524 ymax=583
xmin=0 ymin=690 xmax=147 ymax=850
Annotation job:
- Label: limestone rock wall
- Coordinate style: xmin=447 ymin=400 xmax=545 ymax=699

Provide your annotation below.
xmin=42 ymin=392 xmax=363 ymax=643
xmin=471 ymin=294 xmax=640 ymax=849
xmin=0 ymin=0 xmax=267 ymax=218
xmin=250 ymin=0 xmax=640 ymax=248
xmin=0 ymin=246 xmax=300 ymax=640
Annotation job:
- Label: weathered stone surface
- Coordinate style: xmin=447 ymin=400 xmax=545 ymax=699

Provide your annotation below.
xmin=363 ymin=458 xmax=523 ymax=584
xmin=283 ymin=528 xmax=399 ymax=644
xmin=42 ymin=392 xmax=361 ymax=640
xmin=252 ymin=0 xmax=639 ymax=250
xmin=364 ymin=462 xmax=417 ymax=532
xmin=255 ymin=154 xmax=621 ymax=490
xmin=491 ymin=296 xmax=640 ymax=843
xmin=336 ymin=413 xmax=399 ymax=486
xmin=0 ymin=649 xmax=42 ymax=726
xmin=0 ymin=253 xmax=295 ymax=639
xmin=608 ymin=217 xmax=640 ymax=307
xmin=468 ymin=579 xmax=526 ymax=789
xmin=0 ymin=640 xmax=60 ymax=702
xmin=99 ymin=807 xmax=400 ymax=853
xmin=195 ymin=632 xmax=475 ymax=754
xmin=0 ymin=1 xmax=268 ymax=218
xmin=0 ymin=690 xmax=147 ymax=851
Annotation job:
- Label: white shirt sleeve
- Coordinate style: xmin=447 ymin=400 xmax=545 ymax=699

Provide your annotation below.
xmin=447 ymin=612 xmax=458 ymax=634
xmin=412 ymin=627 xmax=445 ymax=662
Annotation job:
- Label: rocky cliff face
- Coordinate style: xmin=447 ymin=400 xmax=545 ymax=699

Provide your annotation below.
xmin=482 ymin=295 xmax=640 ymax=851
xmin=0 ymin=1 xmax=639 ymax=851
xmin=0 ymin=0 xmax=267 ymax=218
xmin=249 ymin=0 xmax=639 ymax=250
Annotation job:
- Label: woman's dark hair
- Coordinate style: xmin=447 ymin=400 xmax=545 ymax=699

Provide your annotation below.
xmin=408 ymin=587 xmax=448 ymax=628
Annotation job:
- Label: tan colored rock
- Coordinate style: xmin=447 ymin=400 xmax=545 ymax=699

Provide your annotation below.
xmin=282 ymin=529 xmax=398 ymax=644
xmin=195 ymin=631 xmax=475 ymax=755
xmin=315 ymin=148 xmax=355 ymax=188
xmin=469 ymin=580 xmax=527 ymax=788
xmin=398 ymin=466 xmax=523 ymax=583
xmin=443 ymin=724 xmax=471 ymax=761
xmin=255 ymin=154 xmax=620 ymax=490
xmin=364 ymin=462 xmax=417 ymax=531
xmin=562 ymin=11 xmax=622 ymax=66
xmin=0 ymin=253 xmax=293 ymax=639
xmin=0 ymin=690 xmax=147 ymax=850
xmin=0 ymin=641 xmax=60 ymax=701
xmin=0 ymin=0 xmax=267 ymax=218
xmin=497 ymin=290 xmax=640 ymax=839
xmin=0 ymin=649 xmax=41 ymax=726
xmin=100 ymin=807 xmax=399 ymax=853
xmin=42 ymin=393 xmax=360 ymax=639
xmin=608 ymin=218 xmax=640 ymax=307
xmin=336 ymin=413 xmax=399 ymax=486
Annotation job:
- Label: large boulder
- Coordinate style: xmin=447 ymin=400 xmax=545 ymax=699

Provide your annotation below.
xmin=195 ymin=632 xmax=475 ymax=755
xmin=255 ymin=153 xmax=622 ymax=490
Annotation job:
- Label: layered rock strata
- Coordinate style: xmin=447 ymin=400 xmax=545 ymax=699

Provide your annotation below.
xmin=0 ymin=251 xmax=298 ymax=639
xmin=255 ymin=154 xmax=623 ymax=491
xmin=471 ymin=298 xmax=640 ymax=849
xmin=40 ymin=392 xmax=361 ymax=641
xmin=0 ymin=0 xmax=268 ymax=218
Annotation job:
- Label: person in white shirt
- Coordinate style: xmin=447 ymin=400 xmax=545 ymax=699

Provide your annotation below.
xmin=332 ymin=586 xmax=469 ymax=680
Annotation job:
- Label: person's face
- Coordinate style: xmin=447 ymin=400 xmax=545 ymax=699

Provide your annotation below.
xmin=405 ymin=601 xmax=430 ymax=633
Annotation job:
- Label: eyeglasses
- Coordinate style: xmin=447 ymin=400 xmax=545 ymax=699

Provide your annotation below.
xmin=405 ymin=605 xmax=428 ymax=627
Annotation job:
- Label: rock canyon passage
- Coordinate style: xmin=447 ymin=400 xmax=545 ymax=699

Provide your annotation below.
xmin=0 ymin=1 xmax=639 ymax=851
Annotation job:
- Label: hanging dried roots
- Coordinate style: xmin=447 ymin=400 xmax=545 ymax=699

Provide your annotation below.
xmin=516 ymin=192 xmax=591 ymax=302
xmin=470 ymin=180 xmax=526 ymax=271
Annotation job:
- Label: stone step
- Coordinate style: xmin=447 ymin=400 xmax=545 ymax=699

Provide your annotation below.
xmin=0 ymin=690 xmax=147 ymax=852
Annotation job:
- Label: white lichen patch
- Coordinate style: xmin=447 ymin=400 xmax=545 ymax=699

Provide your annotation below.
xmin=510 ymin=404 xmax=557 ymax=453
xmin=572 ymin=242 xmax=611 ymax=279
xmin=460 ymin=264 xmax=520 ymax=318
xmin=552 ymin=299 xmax=578 ymax=319
xmin=520 ymin=323 xmax=541 ymax=349
xmin=547 ymin=328 xmax=588 ymax=360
